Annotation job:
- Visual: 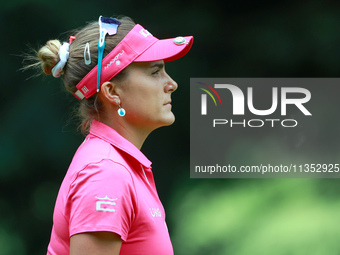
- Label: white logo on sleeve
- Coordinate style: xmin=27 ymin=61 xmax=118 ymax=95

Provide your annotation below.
xmin=149 ymin=208 xmax=162 ymax=217
xmin=95 ymin=196 xmax=117 ymax=212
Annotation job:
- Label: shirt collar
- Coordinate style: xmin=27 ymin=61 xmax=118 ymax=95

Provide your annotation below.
xmin=89 ymin=119 xmax=152 ymax=168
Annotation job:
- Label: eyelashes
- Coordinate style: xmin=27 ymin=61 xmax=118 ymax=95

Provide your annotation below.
xmin=152 ymin=69 xmax=160 ymax=75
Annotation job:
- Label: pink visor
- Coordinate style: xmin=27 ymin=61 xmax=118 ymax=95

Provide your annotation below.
xmin=73 ymin=24 xmax=193 ymax=100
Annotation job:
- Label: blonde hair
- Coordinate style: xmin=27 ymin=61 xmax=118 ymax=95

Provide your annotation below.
xmin=27 ymin=16 xmax=136 ymax=134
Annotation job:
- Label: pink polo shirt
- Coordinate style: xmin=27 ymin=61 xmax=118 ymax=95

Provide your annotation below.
xmin=47 ymin=119 xmax=173 ymax=255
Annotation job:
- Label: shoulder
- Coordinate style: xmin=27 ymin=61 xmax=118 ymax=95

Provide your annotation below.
xmin=69 ymin=158 xmax=136 ymax=197
xmin=75 ymin=158 xmax=133 ymax=183
xmin=69 ymin=135 xmax=131 ymax=175
xmin=61 ymin=135 xmax=139 ymax=196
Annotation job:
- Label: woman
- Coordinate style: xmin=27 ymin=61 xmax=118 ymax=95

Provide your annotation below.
xmin=30 ymin=16 xmax=193 ymax=254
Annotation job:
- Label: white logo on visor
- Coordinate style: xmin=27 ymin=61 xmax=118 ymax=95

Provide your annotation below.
xmin=104 ymin=50 xmax=125 ymax=70
xmin=95 ymin=196 xmax=117 ymax=212
xmin=81 ymin=86 xmax=89 ymax=94
xmin=139 ymin=29 xmax=152 ymax=37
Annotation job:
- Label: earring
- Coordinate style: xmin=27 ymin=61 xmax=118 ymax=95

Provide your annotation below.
xmin=118 ymin=105 xmax=126 ymax=117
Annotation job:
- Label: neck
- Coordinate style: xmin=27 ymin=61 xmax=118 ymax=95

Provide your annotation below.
xmin=98 ymin=117 xmax=150 ymax=150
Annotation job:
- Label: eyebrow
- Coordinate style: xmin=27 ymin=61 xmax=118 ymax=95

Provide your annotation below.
xmin=149 ymin=62 xmax=164 ymax=69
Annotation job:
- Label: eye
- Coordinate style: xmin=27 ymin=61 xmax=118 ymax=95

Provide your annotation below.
xmin=152 ymin=69 xmax=160 ymax=75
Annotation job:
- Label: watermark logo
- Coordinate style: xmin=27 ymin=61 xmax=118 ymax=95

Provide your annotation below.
xmin=199 ymin=83 xmax=311 ymax=116
xmin=195 ymin=81 xmax=312 ymax=128
xmin=198 ymin=82 xmax=223 ymax=115
xmin=190 ymin=78 xmax=339 ymax=179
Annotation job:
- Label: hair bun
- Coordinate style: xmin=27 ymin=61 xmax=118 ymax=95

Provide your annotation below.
xmin=38 ymin=40 xmax=61 ymax=75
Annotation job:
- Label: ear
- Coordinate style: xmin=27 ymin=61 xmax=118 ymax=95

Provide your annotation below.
xmin=100 ymin=81 xmax=120 ymax=105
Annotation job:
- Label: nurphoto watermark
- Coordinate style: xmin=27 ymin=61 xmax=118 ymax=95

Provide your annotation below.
xmin=190 ymin=78 xmax=340 ymax=178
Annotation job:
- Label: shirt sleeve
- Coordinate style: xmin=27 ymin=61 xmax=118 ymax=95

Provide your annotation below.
xmin=66 ymin=159 xmax=137 ymax=241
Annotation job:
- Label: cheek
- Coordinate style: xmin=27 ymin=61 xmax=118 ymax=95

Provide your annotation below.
xmin=123 ymin=87 xmax=161 ymax=110
xmin=122 ymin=94 xmax=154 ymax=120
xmin=124 ymin=94 xmax=150 ymax=110
xmin=119 ymin=79 xmax=164 ymax=118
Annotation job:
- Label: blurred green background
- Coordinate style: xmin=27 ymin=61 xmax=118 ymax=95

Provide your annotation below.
xmin=1 ymin=0 xmax=340 ymax=254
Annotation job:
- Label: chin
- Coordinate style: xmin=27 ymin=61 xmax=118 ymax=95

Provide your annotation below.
xmin=156 ymin=114 xmax=176 ymax=128
xmin=165 ymin=118 xmax=175 ymax=126
xmin=165 ymin=113 xmax=176 ymax=125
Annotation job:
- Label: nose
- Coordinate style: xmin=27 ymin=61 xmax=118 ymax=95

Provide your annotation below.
xmin=164 ymin=73 xmax=178 ymax=93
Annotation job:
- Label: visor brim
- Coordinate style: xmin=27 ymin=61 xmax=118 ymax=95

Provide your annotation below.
xmin=134 ymin=36 xmax=193 ymax=63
